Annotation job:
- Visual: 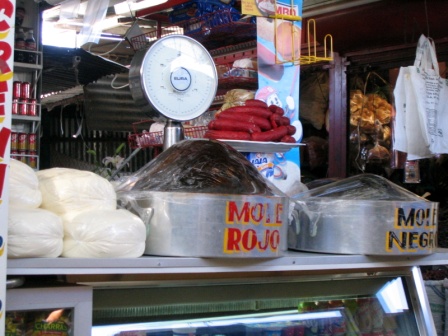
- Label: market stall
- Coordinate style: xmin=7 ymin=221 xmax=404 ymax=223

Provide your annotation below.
xmin=4 ymin=0 xmax=448 ymax=335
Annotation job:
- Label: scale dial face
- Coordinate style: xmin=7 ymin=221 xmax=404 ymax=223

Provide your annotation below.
xmin=137 ymin=35 xmax=218 ymax=121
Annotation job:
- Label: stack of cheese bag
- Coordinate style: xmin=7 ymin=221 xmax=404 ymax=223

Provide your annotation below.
xmin=8 ymin=159 xmax=62 ymax=258
xmin=8 ymin=160 xmax=146 ymax=258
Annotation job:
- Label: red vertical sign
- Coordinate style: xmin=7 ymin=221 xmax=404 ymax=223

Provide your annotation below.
xmin=0 ymin=1 xmax=15 ymax=334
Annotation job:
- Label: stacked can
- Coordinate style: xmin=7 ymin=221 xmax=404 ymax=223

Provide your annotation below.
xmin=12 ymin=81 xmax=38 ymax=117
xmin=20 ymin=81 xmax=30 ymax=116
xmin=12 ymin=81 xmax=20 ymax=115
xmin=10 ymin=131 xmax=37 ymax=168
xmin=28 ymin=133 xmax=37 ymax=168
xmin=10 ymin=132 xmax=18 ymax=155
xmin=28 ymin=98 xmax=38 ymax=116
xmin=18 ymin=132 xmax=28 ymax=163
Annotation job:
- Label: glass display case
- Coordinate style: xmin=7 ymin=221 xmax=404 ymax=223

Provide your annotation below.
xmin=5 ymin=284 xmax=92 ymax=336
xmin=90 ymin=266 xmax=436 ymax=336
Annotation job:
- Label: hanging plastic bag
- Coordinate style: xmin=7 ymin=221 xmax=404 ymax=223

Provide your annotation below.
xmin=421 ymin=42 xmax=448 ymax=155
xmin=60 ymin=0 xmax=81 ymax=20
xmin=77 ymin=0 xmax=109 ymax=47
xmin=393 ymin=34 xmax=448 ymax=159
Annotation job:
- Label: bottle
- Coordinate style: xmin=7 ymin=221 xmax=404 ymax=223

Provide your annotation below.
xmin=25 ymin=29 xmax=37 ymax=64
xmin=15 ymin=1 xmax=26 ymax=27
xmin=14 ymin=28 xmax=26 ymax=63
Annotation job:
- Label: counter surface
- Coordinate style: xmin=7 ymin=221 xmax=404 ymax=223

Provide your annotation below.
xmin=7 ymin=249 xmax=448 ymax=276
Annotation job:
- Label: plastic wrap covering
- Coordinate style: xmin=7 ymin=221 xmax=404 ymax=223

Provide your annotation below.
xmin=8 ymin=208 xmax=63 ymax=258
xmin=116 ymin=139 xmax=273 ymax=195
xmin=9 ymin=159 xmax=42 ymax=209
xmin=37 ymin=168 xmax=117 ymax=222
xmin=62 ymin=209 xmax=146 ymax=258
xmin=115 ymin=139 xmax=288 ymax=257
xmin=289 ymin=174 xmax=438 ymax=255
xmin=295 ymin=173 xmax=425 ymax=201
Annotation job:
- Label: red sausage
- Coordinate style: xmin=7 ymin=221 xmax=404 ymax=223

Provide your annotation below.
xmin=251 ymin=126 xmax=288 ymax=142
xmin=280 ymin=116 xmax=291 ymax=126
xmin=268 ymin=105 xmax=285 ymax=115
xmin=204 ymin=130 xmax=251 ymax=141
xmin=208 ymin=119 xmax=261 ymax=134
xmin=244 ymin=99 xmax=268 ymax=108
xmin=217 ymin=112 xmax=272 ymax=131
xmin=269 ymin=114 xmax=278 ymax=128
xmin=286 ymin=125 xmax=296 ymax=135
xmin=270 ymin=114 xmax=288 ymax=128
xmin=219 ymin=106 xmax=273 ymax=119
xmin=280 ymin=135 xmax=296 ymax=143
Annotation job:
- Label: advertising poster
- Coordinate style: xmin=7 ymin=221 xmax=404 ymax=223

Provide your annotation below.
xmin=242 ymin=0 xmax=303 ymax=196
xmin=0 ymin=0 xmax=14 ymax=333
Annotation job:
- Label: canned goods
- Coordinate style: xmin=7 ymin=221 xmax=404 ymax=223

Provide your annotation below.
xmin=13 ymin=81 xmax=21 ymax=99
xmin=11 ymin=132 xmax=18 ymax=150
xmin=18 ymin=132 xmax=28 ymax=151
xmin=28 ymin=98 xmax=37 ymax=116
xmin=12 ymin=99 xmax=18 ymax=115
xmin=10 ymin=150 xmax=19 ymax=160
xmin=28 ymin=151 xmax=37 ymax=169
xmin=28 ymin=133 xmax=36 ymax=151
xmin=18 ymin=150 xmax=27 ymax=163
xmin=21 ymin=81 xmax=30 ymax=99
xmin=19 ymin=99 xmax=29 ymax=115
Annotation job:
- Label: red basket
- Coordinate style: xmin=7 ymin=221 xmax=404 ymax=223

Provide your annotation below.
xmin=128 ymin=121 xmax=208 ymax=149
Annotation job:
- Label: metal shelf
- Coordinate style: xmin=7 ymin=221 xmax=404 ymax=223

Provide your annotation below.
xmin=7 ymin=249 xmax=448 ymax=276
xmin=13 ymin=57 xmax=43 ymax=71
xmin=11 ymin=115 xmax=40 ymax=122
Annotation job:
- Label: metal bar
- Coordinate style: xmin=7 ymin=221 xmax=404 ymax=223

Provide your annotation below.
xmin=109 ymin=147 xmax=142 ymax=180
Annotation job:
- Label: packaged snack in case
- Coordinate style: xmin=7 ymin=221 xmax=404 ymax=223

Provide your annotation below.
xmin=5 ymin=311 xmax=26 ymax=336
xmin=26 ymin=309 xmax=71 ymax=336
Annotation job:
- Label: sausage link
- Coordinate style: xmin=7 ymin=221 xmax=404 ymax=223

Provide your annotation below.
xmin=217 ymin=112 xmax=272 ymax=131
xmin=204 ymin=130 xmax=251 ymax=141
xmin=219 ymin=106 xmax=273 ymax=119
xmin=244 ymin=99 xmax=268 ymax=108
xmin=208 ymin=119 xmax=261 ymax=133
xmin=268 ymin=105 xmax=285 ymax=115
xmin=251 ymin=126 xmax=288 ymax=142
xmin=280 ymin=135 xmax=296 ymax=143
xmin=286 ymin=125 xmax=296 ymax=135
xmin=280 ymin=116 xmax=291 ymax=126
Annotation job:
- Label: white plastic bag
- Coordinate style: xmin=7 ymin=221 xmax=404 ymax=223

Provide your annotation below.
xmin=393 ymin=34 xmax=448 ymax=159
xmin=77 ymin=0 xmax=109 ymax=46
xmin=62 ymin=209 xmax=146 ymax=258
xmin=59 ymin=0 xmax=81 ymax=20
xmin=9 ymin=159 xmax=42 ymax=209
xmin=37 ymin=168 xmax=117 ymax=222
xmin=8 ymin=207 xmax=63 ymax=258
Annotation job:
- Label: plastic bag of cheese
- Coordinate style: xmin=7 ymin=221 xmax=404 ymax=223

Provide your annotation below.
xmin=8 ymin=207 xmax=63 ymax=258
xmin=62 ymin=209 xmax=146 ymax=258
xmin=37 ymin=168 xmax=117 ymax=222
xmin=9 ymin=159 xmax=42 ymax=209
